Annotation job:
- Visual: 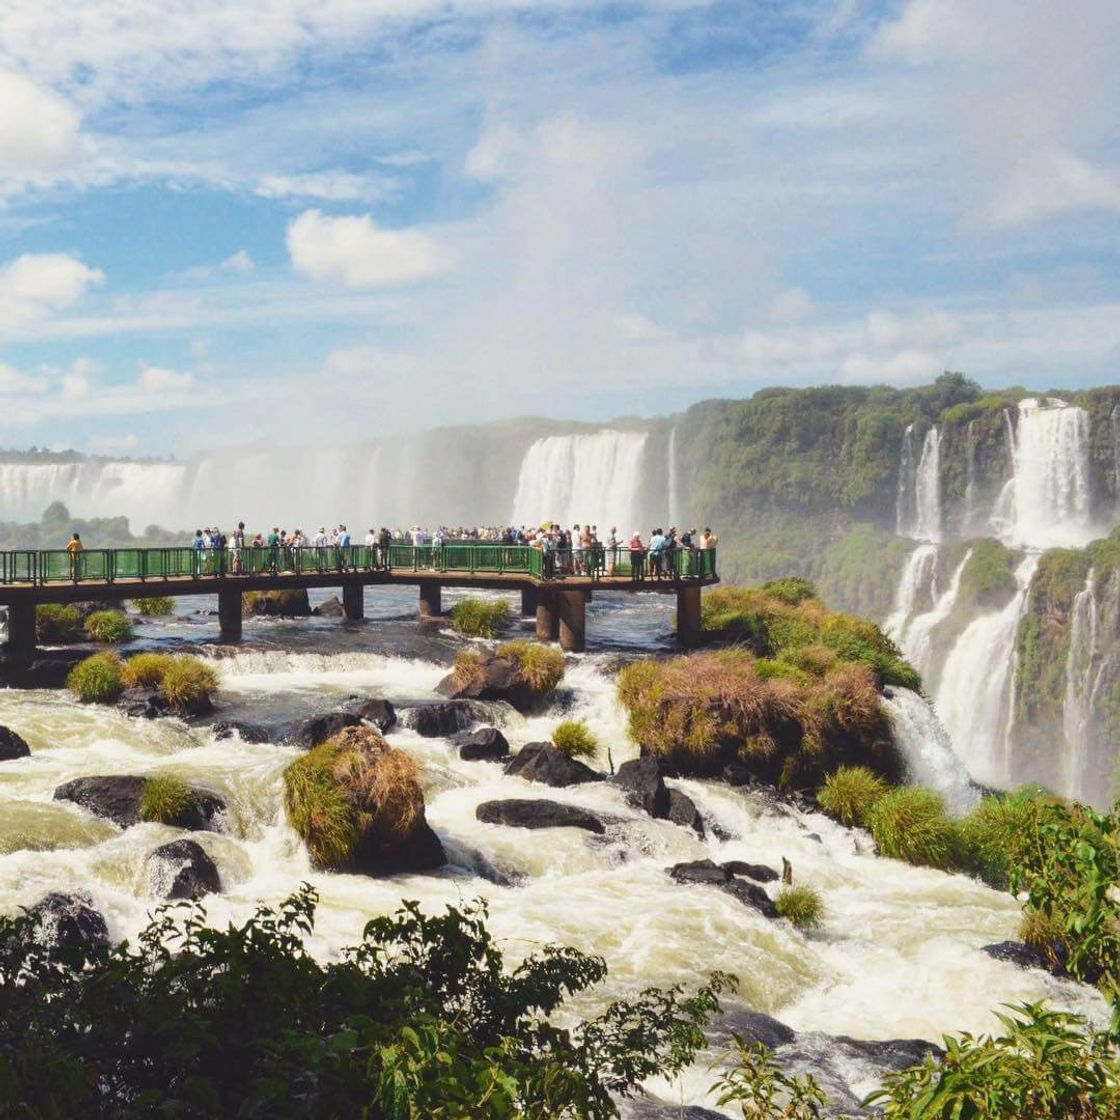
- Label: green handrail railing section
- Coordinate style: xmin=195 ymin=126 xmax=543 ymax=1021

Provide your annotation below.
xmin=0 ymin=545 xmax=716 ymax=587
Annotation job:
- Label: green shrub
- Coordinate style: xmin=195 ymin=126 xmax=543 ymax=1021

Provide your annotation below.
xmin=133 ymin=596 xmax=174 ymax=616
xmin=159 ymin=657 xmax=219 ymax=712
xmin=866 ymin=787 xmax=959 ymax=870
xmin=84 ymin=609 xmax=134 ymax=644
xmin=496 ymin=639 xmax=565 ymax=693
xmin=36 ymin=603 xmax=83 ymax=643
xmin=959 ymin=788 xmax=1051 ymax=889
xmin=139 ymin=775 xmax=197 ymax=825
xmin=120 ymin=652 xmax=177 ymax=690
xmin=714 ymin=1034 xmax=829 ymax=1118
xmin=817 ymin=766 xmax=888 ymax=827
xmin=551 ymin=719 xmax=599 ymax=760
xmin=760 ymin=577 xmax=818 ymax=605
xmin=958 ymin=538 xmax=1018 ymax=612
xmin=775 ymin=885 xmax=824 ymax=930
xmin=449 ymin=597 xmax=509 ymax=638
xmin=66 ymin=652 xmax=124 ymax=704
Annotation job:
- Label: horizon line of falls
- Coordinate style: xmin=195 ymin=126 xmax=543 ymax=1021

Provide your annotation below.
xmin=510 ymin=430 xmax=648 ymax=532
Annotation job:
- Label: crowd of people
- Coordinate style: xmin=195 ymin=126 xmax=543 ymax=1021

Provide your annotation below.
xmin=178 ymin=521 xmax=717 ymax=579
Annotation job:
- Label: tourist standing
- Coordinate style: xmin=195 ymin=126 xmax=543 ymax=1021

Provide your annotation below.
xmin=629 ymin=531 xmax=645 ymax=581
xmin=66 ymin=532 xmax=83 ymax=581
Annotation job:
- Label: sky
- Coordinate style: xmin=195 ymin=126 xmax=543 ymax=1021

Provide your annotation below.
xmin=0 ymin=0 xmax=1118 ymax=456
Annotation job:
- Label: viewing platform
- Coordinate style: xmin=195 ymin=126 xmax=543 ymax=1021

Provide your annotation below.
xmin=0 ymin=544 xmax=718 ymax=654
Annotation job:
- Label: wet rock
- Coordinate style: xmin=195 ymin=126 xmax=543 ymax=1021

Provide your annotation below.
xmin=981 ymin=940 xmax=1060 ymax=972
xmin=213 ymin=720 xmax=272 ymax=744
xmin=354 ymin=697 xmax=396 ymax=732
xmin=400 ymin=701 xmax=475 ymax=737
xmin=621 ymin=1099 xmax=725 ymax=1120
xmin=363 ymin=817 xmax=446 ymax=876
xmin=437 ymin=653 xmax=538 ymax=712
xmin=23 ymin=891 xmax=109 ymax=957
xmin=668 ymin=859 xmax=778 ymax=918
xmin=0 ymin=725 xmax=31 ymax=761
xmin=723 ymin=878 xmax=779 ymax=918
xmin=832 ymin=1034 xmax=943 ymax=1073
xmin=505 ymin=742 xmax=603 ymax=788
xmin=476 ymin=798 xmax=606 ymax=834
xmin=715 ymin=1007 xmax=797 ymax=1049
xmin=313 ymin=595 xmax=345 ymax=617
xmin=613 ymin=756 xmax=669 ymax=818
xmin=722 ymin=860 xmax=779 ymax=883
xmin=53 ymin=774 xmax=225 ymax=830
xmin=148 ymin=838 xmax=221 ymax=900
xmin=0 ymin=652 xmax=86 ymax=689
xmin=667 ymin=788 xmax=705 ymax=836
xmin=243 ymin=588 xmax=311 ymax=617
xmin=117 ymin=687 xmax=171 ymax=720
xmin=292 ymin=710 xmax=362 ymax=749
xmin=459 ymin=727 xmax=510 ymax=761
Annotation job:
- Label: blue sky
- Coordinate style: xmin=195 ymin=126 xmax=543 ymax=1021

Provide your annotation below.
xmin=0 ymin=0 xmax=1118 ymax=455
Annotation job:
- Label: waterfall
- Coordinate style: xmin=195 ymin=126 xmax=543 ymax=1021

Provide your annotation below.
xmin=896 ymin=426 xmax=941 ymax=542
xmin=1061 ymin=571 xmax=1097 ymax=803
xmin=884 ymin=544 xmax=938 ymax=644
xmin=933 ymin=556 xmax=1039 ymax=789
xmin=510 ymin=430 xmax=648 ymax=532
xmin=895 ymin=424 xmax=917 ymax=536
xmin=881 ymin=688 xmax=979 ymax=815
xmin=962 ymin=419 xmax=978 ymax=536
xmin=667 ymin=427 xmax=681 ymax=527
xmin=896 ymin=549 xmax=972 ymax=681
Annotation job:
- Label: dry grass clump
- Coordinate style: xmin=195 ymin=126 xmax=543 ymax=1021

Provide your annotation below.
xmin=496 ymin=640 xmax=565 ymax=694
xmin=1018 ymin=907 xmax=1069 ymax=972
xmin=800 ymin=663 xmax=893 ymax=767
xmin=159 ymin=658 xmax=219 ymax=712
xmin=120 ymin=652 xmax=177 ymax=689
xmin=551 ymin=719 xmax=599 ymax=760
xmin=451 ymin=650 xmax=485 ymax=692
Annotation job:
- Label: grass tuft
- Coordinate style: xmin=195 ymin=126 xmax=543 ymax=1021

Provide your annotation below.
xmin=84 ymin=610 xmax=134 ymax=644
xmin=449 ymin=597 xmax=510 ymax=638
xmin=959 ymin=787 xmax=1052 ymax=889
xmin=66 ymin=652 xmax=123 ymax=704
xmin=775 ymin=885 xmax=824 ymax=930
xmin=496 ymin=639 xmax=565 ymax=693
xmin=139 ymin=775 xmax=197 ymax=825
xmin=159 ymin=657 xmax=219 ymax=712
xmin=133 ymin=596 xmax=174 ymax=617
xmin=866 ymin=786 xmax=958 ymax=870
xmin=36 ymin=604 xmax=84 ymax=644
xmin=120 ymin=652 xmax=177 ymax=690
xmin=551 ymin=719 xmax=599 ymax=760
xmin=816 ymin=766 xmax=888 ymax=827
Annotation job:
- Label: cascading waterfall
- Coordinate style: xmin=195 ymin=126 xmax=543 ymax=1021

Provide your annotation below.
xmin=934 ymin=556 xmax=1039 ymax=789
xmin=881 ymin=688 xmax=978 ymax=815
xmin=1061 ymin=571 xmax=1097 ymax=803
xmin=896 ymin=427 xmax=941 ymax=542
xmin=884 ymin=544 xmax=938 ymax=644
xmin=895 ymin=549 xmax=972 ymax=682
xmin=510 ymin=430 xmax=648 ymax=532
xmin=894 ymin=424 xmax=917 ymax=537
xmin=962 ymin=419 xmax=978 ymax=536
xmin=667 ymin=426 xmax=681 ymax=527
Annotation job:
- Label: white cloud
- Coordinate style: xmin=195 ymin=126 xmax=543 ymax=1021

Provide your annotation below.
xmin=0 ymin=70 xmax=81 ymax=174
xmin=220 ymin=250 xmax=255 ymax=273
xmin=287 ymin=209 xmax=453 ymax=287
xmin=767 ymin=287 xmax=814 ymax=323
xmin=0 ymin=362 xmax=46 ymax=394
xmin=0 ymin=253 xmax=104 ymax=333
xmin=139 ymin=364 xmax=195 ymax=393
xmin=839 ymin=348 xmax=943 ymax=383
xmin=255 ymin=171 xmax=388 ymax=202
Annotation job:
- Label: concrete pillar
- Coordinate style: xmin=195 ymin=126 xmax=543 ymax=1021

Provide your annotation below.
xmin=558 ymin=590 xmax=587 ymax=653
xmin=520 ymin=586 xmax=538 ymax=617
xmin=677 ymin=584 xmax=703 ymax=648
xmin=4 ymin=600 xmax=37 ymax=656
xmin=536 ymin=592 xmax=559 ymax=641
xmin=218 ymin=588 xmax=243 ymax=642
xmin=342 ymin=581 xmax=364 ymax=620
xmin=419 ymin=579 xmax=442 ymax=619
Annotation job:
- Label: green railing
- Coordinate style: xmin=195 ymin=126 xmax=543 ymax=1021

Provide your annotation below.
xmin=0 ymin=545 xmax=716 ymax=587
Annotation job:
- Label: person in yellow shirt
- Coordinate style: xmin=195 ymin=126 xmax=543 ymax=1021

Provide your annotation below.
xmin=66 ymin=533 xmax=83 ymax=581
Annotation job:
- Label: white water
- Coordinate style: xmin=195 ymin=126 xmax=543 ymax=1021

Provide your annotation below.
xmin=894 ymin=550 xmax=972 ymax=683
xmin=934 ymin=556 xmax=1039 ymax=789
xmin=884 ymin=544 xmax=938 ymax=644
xmin=896 ymin=427 xmax=941 ymax=542
xmin=510 ymin=430 xmax=648 ymax=532
xmin=962 ymin=419 xmax=978 ymax=536
xmin=667 ymin=426 xmax=681 ymax=528
xmin=1061 ymin=571 xmax=1097 ymax=803
xmin=881 ymin=688 xmax=978 ymax=815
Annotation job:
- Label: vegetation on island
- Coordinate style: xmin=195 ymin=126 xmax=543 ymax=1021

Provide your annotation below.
xmin=773 ymin=885 xmax=824 ymax=931
xmin=138 ymin=775 xmax=198 ymax=826
xmin=68 ymin=651 xmax=218 ymax=711
xmin=83 ymin=609 xmax=134 ymax=644
xmin=450 ymin=640 xmax=565 ymax=699
xmin=551 ymin=719 xmax=600 ymax=760
xmin=35 ymin=603 xmax=84 ymax=643
xmin=448 ymin=596 xmax=510 ymax=638
xmin=132 ymin=595 xmax=175 ymax=616
xmin=66 ymin=652 xmax=125 ymax=704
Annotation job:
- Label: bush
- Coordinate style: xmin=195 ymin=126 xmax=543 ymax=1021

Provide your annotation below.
xmin=775 ymin=885 xmax=824 ymax=930
xmin=551 ymin=719 xmax=599 ymax=760
xmin=35 ymin=603 xmax=83 ymax=643
xmin=760 ymin=577 xmax=818 ymax=605
xmin=959 ymin=787 xmax=1051 ymax=889
xmin=133 ymin=596 xmax=174 ymax=616
xmin=66 ymin=652 xmax=123 ymax=704
xmin=866 ymin=787 xmax=959 ymax=870
xmin=139 ymin=775 xmax=197 ymax=825
xmin=714 ymin=1035 xmax=829 ymax=1118
xmin=120 ymin=652 xmax=177 ymax=690
xmin=84 ymin=609 xmax=134 ymax=644
xmin=817 ymin=766 xmax=888 ymax=827
xmin=496 ymin=639 xmax=566 ymax=693
xmin=159 ymin=657 xmax=219 ymax=712
xmin=450 ymin=597 xmax=510 ymax=638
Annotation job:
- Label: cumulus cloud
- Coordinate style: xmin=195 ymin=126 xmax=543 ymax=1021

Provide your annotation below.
xmin=0 ymin=70 xmax=81 ymax=174
xmin=139 ymin=363 xmax=195 ymax=393
xmin=287 ymin=209 xmax=453 ymax=287
xmin=0 ymin=253 xmax=104 ymax=333
xmin=220 ymin=250 xmax=254 ymax=273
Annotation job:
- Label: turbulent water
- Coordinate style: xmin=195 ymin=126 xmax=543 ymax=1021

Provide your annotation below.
xmin=0 ymin=590 xmax=1103 ymax=1113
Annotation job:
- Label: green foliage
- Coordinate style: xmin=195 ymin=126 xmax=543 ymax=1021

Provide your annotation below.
xmin=866 ymin=787 xmax=959 ymax=870
xmin=496 ymin=639 xmax=565 ymax=693
xmin=816 ymin=766 xmax=888 ymax=827
xmin=0 ymin=886 xmax=729 ymax=1118
xmin=958 ymin=787 xmax=1052 ymax=889
xmin=449 ymin=597 xmax=509 ymax=638
xmin=283 ymin=742 xmax=359 ymax=868
xmin=774 ymin=886 xmax=824 ymax=931
xmin=84 ymin=609 xmax=134 ymax=644
xmin=713 ymin=1035 xmax=829 ymax=1118
xmin=119 ymin=652 xmax=176 ymax=690
xmin=138 ymin=775 xmax=198 ymax=825
xmin=0 ymin=499 xmax=186 ymax=551
xmin=132 ymin=595 xmax=174 ymax=616
xmin=759 ymin=577 xmax=817 ymax=605
xmin=158 ymin=657 xmax=219 ymax=712
xmin=551 ymin=719 xmax=599 ymax=760
xmin=35 ymin=603 xmax=83 ymax=643
xmin=957 ymin=538 xmax=1018 ymax=613
xmin=66 ymin=652 xmax=123 ymax=704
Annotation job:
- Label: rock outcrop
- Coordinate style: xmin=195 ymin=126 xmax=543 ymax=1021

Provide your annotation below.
xmin=476 ymin=799 xmax=606 ymax=834
xmin=0 ymin=725 xmax=31 ymax=761
xmin=459 ymin=727 xmax=510 ymax=762
xmin=53 ymin=775 xmax=225 ymax=830
xmin=505 ymin=742 xmax=602 ymax=788
xmin=148 ymin=838 xmax=222 ymax=900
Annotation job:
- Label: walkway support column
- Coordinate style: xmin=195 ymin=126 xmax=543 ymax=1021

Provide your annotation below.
xmin=342 ymin=581 xmax=364 ymax=620
xmin=558 ymin=590 xmax=587 ymax=653
xmin=520 ymin=586 xmax=538 ymax=617
xmin=419 ymin=579 xmax=442 ymax=620
xmin=218 ymin=588 xmax=243 ymax=642
xmin=677 ymin=585 xmax=702 ymax=648
xmin=4 ymin=600 xmax=37 ymax=656
xmin=536 ymin=591 xmax=559 ymax=641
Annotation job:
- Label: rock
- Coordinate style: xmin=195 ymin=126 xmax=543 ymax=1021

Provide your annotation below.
xmin=668 ymin=859 xmax=778 ymax=918
xmin=0 ymin=652 xmax=86 ymax=689
xmin=716 ymin=1007 xmax=797 ymax=1049
xmin=148 ymin=838 xmax=221 ymax=900
xmin=292 ymin=710 xmax=362 ymax=749
xmin=505 ymin=742 xmax=603 ymax=788
xmin=23 ymin=892 xmax=109 ymax=957
xmin=313 ymin=595 xmax=346 ymax=617
xmin=459 ymin=727 xmax=510 ymax=761
xmin=213 ymin=720 xmax=272 ymax=744
xmin=981 ymin=940 xmax=1058 ymax=972
xmin=117 ymin=687 xmax=171 ymax=719
xmin=831 ymin=1034 xmax=943 ymax=1073
xmin=53 ymin=775 xmax=225 ymax=830
xmin=613 ymin=756 xmax=669 ymax=817
xmin=621 ymin=1099 xmax=725 ymax=1120
xmin=437 ymin=653 xmax=538 ymax=712
xmin=400 ymin=701 xmax=475 ymax=737
xmin=720 ymin=760 xmax=756 ymax=787
xmin=723 ymin=878 xmax=779 ymax=917
xmin=243 ymin=588 xmax=311 ymax=617
xmin=667 ymin=788 xmax=705 ymax=836
xmin=0 ymin=725 xmax=31 ymax=761
xmin=722 ymin=860 xmax=779 ymax=883
xmin=354 ymin=698 xmax=396 ymax=731
xmin=476 ymin=799 xmax=606 ymax=834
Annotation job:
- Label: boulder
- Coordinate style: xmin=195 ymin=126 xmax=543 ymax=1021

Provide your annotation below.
xmin=437 ymin=653 xmax=537 ymax=712
xmin=459 ymin=727 xmax=510 ymax=761
xmin=400 ymin=701 xmax=475 ymax=737
xmin=0 ymin=653 xmax=86 ymax=689
xmin=667 ymin=788 xmax=705 ymax=837
xmin=981 ymin=940 xmax=1059 ymax=972
xmin=0 ymin=725 xmax=31 ymax=761
xmin=722 ymin=860 xmax=779 ymax=883
xmin=313 ymin=595 xmax=346 ymax=617
xmin=505 ymin=742 xmax=603 ymax=788
xmin=613 ymin=756 xmax=669 ymax=818
xmin=476 ymin=799 xmax=606 ymax=834
xmin=23 ymin=892 xmax=109 ymax=957
xmin=53 ymin=775 xmax=225 ymax=830
xmin=355 ymin=698 xmax=396 ymax=732
xmin=148 ymin=838 xmax=221 ymax=900
xmin=668 ymin=859 xmax=778 ymax=919
xmin=715 ymin=1007 xmax=797 ymax=1049
xmin=243 ymin=589 xmax=311 ymax=617
xmin=213 ymin=720 xmax=272 ymax=744
xmin=292 ymin=710 xmax=362 ymax=750
xmin=117 ymin=687 xmax=171 ymax=720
